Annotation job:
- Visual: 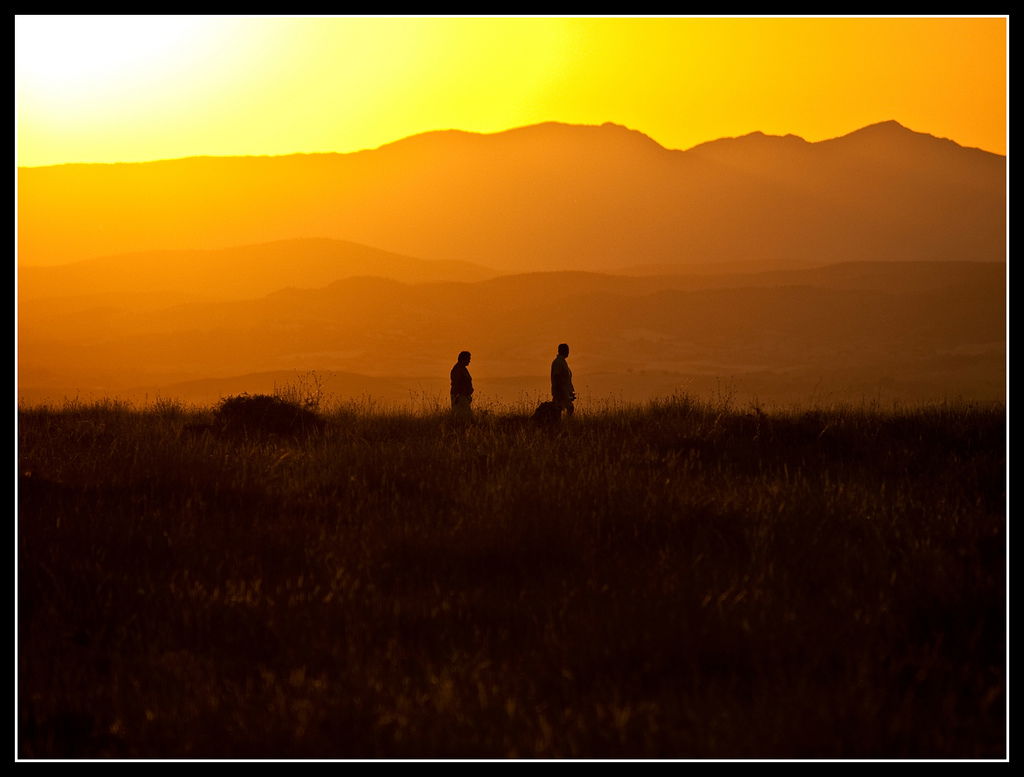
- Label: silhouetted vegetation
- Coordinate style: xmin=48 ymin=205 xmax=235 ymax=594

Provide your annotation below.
xmin=18 ymin=395 xmax=1005 ymax=758
xmin=214 ymin=393 xmax=324 ymax=438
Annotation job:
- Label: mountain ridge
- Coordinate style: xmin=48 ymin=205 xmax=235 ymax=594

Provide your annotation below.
xmin=18 ymin=119 xmax=1005 ymax=272
xmin=16 ymin=119 xmax=1003 ymax=170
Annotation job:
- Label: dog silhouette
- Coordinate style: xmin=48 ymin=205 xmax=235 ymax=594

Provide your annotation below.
xmin=532 ymin=401 xmax=563 ymax=427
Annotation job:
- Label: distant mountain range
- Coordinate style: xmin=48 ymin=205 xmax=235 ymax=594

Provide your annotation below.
xmin=19 ymin=259 xmax=1005 ymax=407
xmin=18 ymin=238 xmax=498 ymax=309
xmin=17 ymin=120 xmax=1006 ymax=272
xmin=16 ymin=120 xmax=1006 ymax=407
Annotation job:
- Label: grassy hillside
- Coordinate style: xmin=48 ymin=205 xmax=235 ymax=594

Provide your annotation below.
xmin=18 ymin=395 xmax=1005 ymax=758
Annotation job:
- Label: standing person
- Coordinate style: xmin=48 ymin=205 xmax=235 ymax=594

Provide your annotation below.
xmin=551 ymin=343 xmax=576 ymax=416
xmin=450 ymin=350 xmax=474 ymax=417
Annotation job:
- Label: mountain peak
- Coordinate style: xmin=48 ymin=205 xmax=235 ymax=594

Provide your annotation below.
xmin=376 ymin=120 xmax=667 ymax=156
xmin=837 ymin=119 xmax=922 ymax=141
xmin=687 ymin=121 xmax=933 ymax=155
xmin=685 ymin=129 xmax=810 ymax=154
xmin=825 ymin=119 xmax=992 ymax=155
xmin=861 ymin=119 xmax=910 ymax=132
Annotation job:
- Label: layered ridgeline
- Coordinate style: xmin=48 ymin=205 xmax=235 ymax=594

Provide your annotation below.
xmin=19 ymin=254 xmax=1005 ymax=407
xmin=17 ymin=121 xmax=1006 ymax=406
xmin=18 ymin=121 xmax=1005 ymax=272
xmin=18 ymin=238 xmax=499 ymax=309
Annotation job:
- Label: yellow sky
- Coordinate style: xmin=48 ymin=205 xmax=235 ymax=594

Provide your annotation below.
xmin=15 ymin=15 xmax=1007 ymax=167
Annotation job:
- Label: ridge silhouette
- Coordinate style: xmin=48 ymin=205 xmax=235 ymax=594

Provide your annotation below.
xmin=18 ymin=120 xmax=1004 ymax=271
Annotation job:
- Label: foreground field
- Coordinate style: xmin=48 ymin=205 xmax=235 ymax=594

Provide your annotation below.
xmin=17 ymin=396 xmax=1006 ymax=758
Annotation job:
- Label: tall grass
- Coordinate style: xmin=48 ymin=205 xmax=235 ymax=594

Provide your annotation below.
xmin=17 ymin=395 xmax=1005 ymax=758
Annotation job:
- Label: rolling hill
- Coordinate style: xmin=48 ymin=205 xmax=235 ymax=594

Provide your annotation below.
xmin=18 ymin=261 xmax=1005 ymax=408
xmin=18 ymin=237 xmax=497 ymax=311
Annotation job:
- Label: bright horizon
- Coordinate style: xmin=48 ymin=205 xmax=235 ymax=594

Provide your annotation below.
xmin=15 ymin=15 xmax=1007 ymax=168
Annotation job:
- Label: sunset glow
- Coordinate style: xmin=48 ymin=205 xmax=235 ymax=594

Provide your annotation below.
xmin=15 ymin=15 xmax=1007 ymax=167
xmin=16 ymin=15 xmax=1008 ymax=761
xmin=15 ymin=16 xmax=216 ymax=96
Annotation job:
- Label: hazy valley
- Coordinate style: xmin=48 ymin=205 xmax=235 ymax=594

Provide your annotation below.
xmin=19 ymin=255 xmax=1003 ymax=409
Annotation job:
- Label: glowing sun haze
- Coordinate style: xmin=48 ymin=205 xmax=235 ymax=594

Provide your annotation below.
xmin=15 ymin=15 xmax=1007 ymax=167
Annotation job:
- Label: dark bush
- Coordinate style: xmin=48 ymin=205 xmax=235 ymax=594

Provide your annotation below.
xmin=214 ymin=393 xmax=323 ymax=437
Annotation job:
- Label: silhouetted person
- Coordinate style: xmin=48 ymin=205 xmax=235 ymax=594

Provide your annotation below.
xmin=551 ymin=343 xmax=576 ymax=416
xmin=450 ymin=350 xmax=474 ymax=417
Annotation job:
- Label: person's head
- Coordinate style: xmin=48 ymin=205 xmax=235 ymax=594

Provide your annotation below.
xmin=458 ymin=350 xmax=471 ymax=365
xmin=557 ymin=343 xmax=570 ymax=358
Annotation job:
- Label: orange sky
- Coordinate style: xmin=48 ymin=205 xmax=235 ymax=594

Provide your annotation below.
xmin=15 ymin=15 xmax=1007 ymax=167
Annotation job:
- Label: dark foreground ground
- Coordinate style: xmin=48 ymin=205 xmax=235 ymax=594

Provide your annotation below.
xmin=17 ymin=396 xmax=1006 ymax=759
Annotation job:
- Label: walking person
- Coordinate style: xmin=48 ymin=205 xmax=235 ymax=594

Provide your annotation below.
xmin=551 ymin=343 xmax=576 ymax=416
xmin=450 ymin=350 xmax=474 ymax=418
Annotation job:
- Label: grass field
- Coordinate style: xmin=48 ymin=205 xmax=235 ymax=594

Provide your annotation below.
xmin=17 ymin=393 xmax=1006 ymax=759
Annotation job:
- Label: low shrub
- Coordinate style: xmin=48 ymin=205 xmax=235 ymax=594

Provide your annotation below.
xmin=214 ymin=393 xmax=323 ymax=437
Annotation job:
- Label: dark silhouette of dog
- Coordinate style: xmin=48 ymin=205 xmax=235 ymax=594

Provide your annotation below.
xmin=532 ymin=400 xmax=563 ymax=427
